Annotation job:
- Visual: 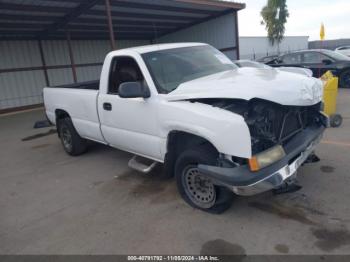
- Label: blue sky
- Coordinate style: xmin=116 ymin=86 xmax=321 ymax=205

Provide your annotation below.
xmin=237 ymin=0 xmax=350 ymax=40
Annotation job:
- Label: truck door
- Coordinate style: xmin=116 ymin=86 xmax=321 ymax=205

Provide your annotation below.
xmin=97 ymin=56 xmax=161 ymax=161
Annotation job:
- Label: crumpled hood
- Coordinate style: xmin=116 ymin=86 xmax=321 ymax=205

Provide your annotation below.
xmin=165 ymin=68 xmax=323 ymax=106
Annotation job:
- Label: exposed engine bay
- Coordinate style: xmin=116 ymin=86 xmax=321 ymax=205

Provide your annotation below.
xmin=194 ymin=98 xmax=324 ymax=154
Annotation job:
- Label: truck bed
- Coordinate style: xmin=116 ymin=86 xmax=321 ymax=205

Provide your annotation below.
xmin=51 ymin=80 xmax=99 ymax=90
xmin=43 ymin=82 xmax=105 ymax=142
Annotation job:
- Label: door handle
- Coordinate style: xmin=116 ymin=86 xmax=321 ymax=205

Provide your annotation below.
xmin=103 ymin=103 xmax=112 ymax=111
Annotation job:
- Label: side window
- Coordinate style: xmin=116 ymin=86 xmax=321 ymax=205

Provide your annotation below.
xmin=108 ymin=56 xmax=145 ymax=94
xmin=281 ymin=53 xmax=302 ymax=64
xmin=302 ymin=52 xmax=328 ymax=64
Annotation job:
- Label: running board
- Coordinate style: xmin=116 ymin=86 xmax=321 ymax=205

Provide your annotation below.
xmin=128 ymin=155 xmax=158 ymax=174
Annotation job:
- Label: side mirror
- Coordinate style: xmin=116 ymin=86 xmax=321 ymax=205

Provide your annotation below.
xmin=322 ymin=59 xmax=333 ymax=65
xmin=118 ymin=82 xmax=150 ymax=99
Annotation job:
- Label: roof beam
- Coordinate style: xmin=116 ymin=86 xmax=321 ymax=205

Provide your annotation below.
xmin=0 ymin=36 xmax=38 ymax=41
xmin=85 ymin=9 xmax=203 ymax=21
xmin=51 ymin=32 xmax=154 ymax=39
xmin=38 ymin=0 xmax=101 ymax=38
xmin=0 ymin=23 xmax=46 ymax=29
xmin=104 ymin=1 xmax=221 ymax=15
xmin=40 ymin=0 xmax=84 ymax=3
xmin=57 ymin=31 xmax=165 ymax=37
xmin=76 ymin=23 xmax=174 ymax=29
xmin=0 ymin=3 xmax=72 ymax=13
xmin=0 ymin=35 xmax=150 ymax=41
xmin=75 ymin=17 xmax=187 ymax=27
xmin=64 ymin=25 xmax=169 ymax=32
xmin=173 ymin=0 xmax=245 ymax=10
xmin=0 ymin=31 xmax=153 ymax=40
xmin=0 ymin=14 xmax=55 ymax=22
xmin=0 ymin=14 xmax=185 ymax=27
xmin=0 ymin=31 xmax=38 ymax=35
xmin=0 ymin=23 xmax=167 ymax=33
xmin=54 ymin=31 xmax=153 ymax=35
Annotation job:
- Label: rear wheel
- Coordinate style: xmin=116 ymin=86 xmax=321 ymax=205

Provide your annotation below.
xmin=339 ymin=69 xmax=350 ymax=88
xmin=330 ymin=114 xmax=343 ymax=128
xmin=175 ymin=145 xmax=234 ymax=214
xmin=58 ymin=118 xmax=88 ymax=156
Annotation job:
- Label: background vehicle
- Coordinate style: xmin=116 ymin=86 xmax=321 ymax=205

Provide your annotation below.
xmin=256 ymin=55 xmax=279 ymax=64
xmin=44 ymin=43 xmax=327 ymax=214
xmin=234 ymin=60 xmax=312 ymax=77
xmin=335 ymin=46 xmax=350 ymax=57
xmin=266 ymin=49 xmax=350 ymax=88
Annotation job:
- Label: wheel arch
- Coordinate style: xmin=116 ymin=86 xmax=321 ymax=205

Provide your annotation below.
xmin=55 ymin=109 xmax=71 ymax=137
xmin=163 ymin=130 xmax=219 ymax=178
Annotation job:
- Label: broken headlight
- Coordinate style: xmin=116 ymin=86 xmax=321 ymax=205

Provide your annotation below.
xmin=248 ymin=145 xmax=286 ymax=172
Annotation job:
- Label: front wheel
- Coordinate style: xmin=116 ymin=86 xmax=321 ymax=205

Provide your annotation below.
xmin=175 ymin=145 xmax=234 ymax=214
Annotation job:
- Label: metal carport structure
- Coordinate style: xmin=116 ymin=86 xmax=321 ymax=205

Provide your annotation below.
xmin=0 ymin=0 xmax=245 ymax=113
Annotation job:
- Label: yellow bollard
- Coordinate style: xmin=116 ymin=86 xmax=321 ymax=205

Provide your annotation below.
xmin=321 ymin=71 xmax=342 ymax=127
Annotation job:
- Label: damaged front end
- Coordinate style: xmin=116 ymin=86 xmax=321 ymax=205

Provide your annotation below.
xmin=195 ymin=98 xmax=328 ymax=196
xmin=197 ymin=98 xmax=327 ymax=155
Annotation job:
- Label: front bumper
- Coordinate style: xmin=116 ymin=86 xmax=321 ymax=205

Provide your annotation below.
xmin=198 ymin=125 xmax=325 ymax=196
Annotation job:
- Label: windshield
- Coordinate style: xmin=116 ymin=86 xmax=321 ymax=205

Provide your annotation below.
xmin=322 ymin=49 xmax=350 ymax=61
xmin=142 ymin=45 xmax=237 ymax=94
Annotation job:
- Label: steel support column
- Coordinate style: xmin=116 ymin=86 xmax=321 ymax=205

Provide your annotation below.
xmin=38 ymin=40 xmax=49 ymax=86
xmin=105 ymin=0 xmax=116 ymax=50
xmin=234 ymin=11 xmax=240 ymax=59
xmin=66 ymin=32 xmax=77 ymax=83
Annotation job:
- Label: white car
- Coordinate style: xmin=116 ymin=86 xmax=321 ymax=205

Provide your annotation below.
xmin=44 ymin=43 xmax=328 ymax=213
xmin=335 ymin=46 xmax=350 ymax=57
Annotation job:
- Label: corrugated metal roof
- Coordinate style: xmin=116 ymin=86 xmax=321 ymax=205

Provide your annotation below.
xmin=0 ymin=0 xmax=79 ymax=8
xmin=0 ymin=0 xmax=245 ymax=40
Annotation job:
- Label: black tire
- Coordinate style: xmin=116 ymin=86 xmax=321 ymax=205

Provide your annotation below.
xmin=175 ymin=144 xmax=234 ymax=214
xmin=58 ymin=118 xmax=88 ymax=156
xmin=339 ymin=69 xmax=350 ymax=88
xmin=330 ymin=114 xmax=343 ymax=128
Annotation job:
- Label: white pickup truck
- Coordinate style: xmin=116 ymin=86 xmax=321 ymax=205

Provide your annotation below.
xmin=44 ymin=43 xmax=328 ymax=213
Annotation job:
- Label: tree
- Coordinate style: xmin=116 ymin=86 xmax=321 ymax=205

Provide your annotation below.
xmin=261 ymin=0 xmax=289 ymax=48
